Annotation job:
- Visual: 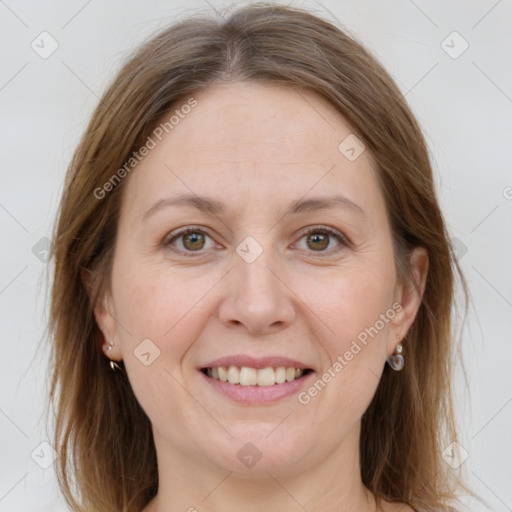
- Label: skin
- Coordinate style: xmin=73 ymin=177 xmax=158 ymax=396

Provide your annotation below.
xmin=95 ymin=82 xmax=427 ymax=512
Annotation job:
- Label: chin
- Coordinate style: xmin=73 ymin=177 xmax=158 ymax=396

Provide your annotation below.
xmin=197 ymin=429 xmax=313 ymax=478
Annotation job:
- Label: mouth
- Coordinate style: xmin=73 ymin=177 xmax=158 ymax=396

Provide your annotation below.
xmin=198 ymin=355 xmax=316 ymax=404
xmin=200 ymin=366 xmax=314 ymax=386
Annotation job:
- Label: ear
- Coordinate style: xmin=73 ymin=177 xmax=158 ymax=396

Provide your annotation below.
xmin=81 ymin=268 xmax=123 ymax=361
xmin=388 ymin=246 xmax=429 ymax=354
xmin=94 ymin=296 xmax=123 ymax=361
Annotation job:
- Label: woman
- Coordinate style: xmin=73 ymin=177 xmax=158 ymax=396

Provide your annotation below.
xmin=48 ymin=3 xmax=473 ymax=511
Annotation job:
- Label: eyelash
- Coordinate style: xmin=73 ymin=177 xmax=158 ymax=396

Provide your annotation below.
xmin=163 ymin=225 xmax=350 ymax=257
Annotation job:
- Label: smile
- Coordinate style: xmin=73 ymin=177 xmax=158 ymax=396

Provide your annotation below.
xmin=202 ymin=366 xmax=312 ymax=386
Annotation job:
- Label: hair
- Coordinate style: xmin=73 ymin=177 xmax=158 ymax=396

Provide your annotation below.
xmin=47 ymin=3 xmax=474 ymax=511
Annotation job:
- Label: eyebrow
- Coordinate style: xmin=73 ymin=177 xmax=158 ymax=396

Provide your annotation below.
xmin=142 ymin=193 xmax=365 ymax=221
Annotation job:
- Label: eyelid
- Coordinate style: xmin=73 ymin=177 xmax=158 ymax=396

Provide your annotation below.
xmin=163 ymin=225 xmax=350 ymax=256
xmin=163 ymin=226 xmax=219 ymax=257
xmin=294 ymin=225 xmax=351 ymax=252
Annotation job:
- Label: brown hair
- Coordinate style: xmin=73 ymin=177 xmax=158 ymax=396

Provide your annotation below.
xmin=47 ymin=3 xmax=473 ymax=511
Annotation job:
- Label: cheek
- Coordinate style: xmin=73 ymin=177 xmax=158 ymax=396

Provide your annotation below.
xmin=109 ymin=265 xmax=212 ymax=423
xmin=111 ymin=254 xmax=227 ymax=364
xmin=302 ymin=271 xmax=393 ymax=432
xmin=298 ymin=255 xmax=396 ymax=417
xmin=310 ymin=264 xmax=395 ymax=344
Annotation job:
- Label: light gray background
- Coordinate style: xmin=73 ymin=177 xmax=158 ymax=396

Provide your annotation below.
xmin=1 ymin=1 xmax=511 ymax=510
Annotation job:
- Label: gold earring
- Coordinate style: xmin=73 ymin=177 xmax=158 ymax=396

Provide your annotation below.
xmin=104 ymin=341 xmax=122 ymax=372
xmin=109 ymin=360 xmax=122 ymax=372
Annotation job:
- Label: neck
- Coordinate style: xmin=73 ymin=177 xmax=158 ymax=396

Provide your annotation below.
xmin=144 ymin=422 xmax=376 ymax=512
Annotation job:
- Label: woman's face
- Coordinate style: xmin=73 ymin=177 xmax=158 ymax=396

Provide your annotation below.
xmin=96 ymin=82 xmax=426 ymax=478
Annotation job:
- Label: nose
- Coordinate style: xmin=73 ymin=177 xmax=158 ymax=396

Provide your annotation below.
xmin=217 ymin=250 xmax=296 ymax=335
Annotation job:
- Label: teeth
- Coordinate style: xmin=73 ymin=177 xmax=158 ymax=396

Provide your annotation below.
xmin=240 ymin=367 xmax=257 ymax=386
xmin=257 ymin=367 xmax=275 ymax=387
xmin=218 ymin=366 xmax=228 ymax=382
xmin=227 ymin=366 xmax=240 ymax=384
xmin=275 ymin=367 xmax=286 ymax=384
xmin=206 ymin=366 xmax=306 ymax=386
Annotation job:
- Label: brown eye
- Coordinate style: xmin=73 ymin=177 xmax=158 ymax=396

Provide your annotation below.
xmin=296 ymin=226 xmax=348 ymax=254
xmin=182 ymin=231 xmax=206 ymax=251
xmin=306 ymin=232 xmax=330 ymax=251
xmin=165 ymin=228 xmax=216 ymax=256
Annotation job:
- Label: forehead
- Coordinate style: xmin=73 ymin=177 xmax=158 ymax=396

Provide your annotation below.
xmin=122 ymin=81 xmax=384 ymax=220
xmin=159 ymin=81 xmax=363 ymax=163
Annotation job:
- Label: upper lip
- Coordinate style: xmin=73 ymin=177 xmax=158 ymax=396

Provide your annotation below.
xmin=200 ymin=355 xmax=313 ymax=371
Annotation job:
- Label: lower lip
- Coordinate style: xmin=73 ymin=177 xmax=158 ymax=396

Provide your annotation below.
xmin=200 ymin=370 xmax=315 ymax=405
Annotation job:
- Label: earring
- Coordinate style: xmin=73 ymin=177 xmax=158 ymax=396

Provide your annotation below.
xmin=104 ymin=341 xmax=122 ymax=372
xmin=387 ymin=336 xmax=404 ymax=371
xmin=109 ymin=360 xmax=122 ymax=372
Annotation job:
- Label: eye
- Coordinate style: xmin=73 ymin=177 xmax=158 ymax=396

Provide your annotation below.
xmin=163 ymin=225 xmax=349 ymax=257
xmin=164 ymin=227 xmax=217 ymax=255
xmin=295 ymin=226 xmax=348 ymax=253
